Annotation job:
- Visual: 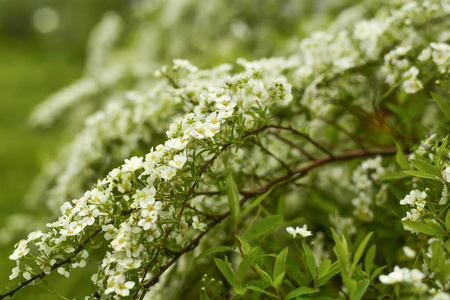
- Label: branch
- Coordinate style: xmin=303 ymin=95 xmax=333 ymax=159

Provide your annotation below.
xmin=269 ymin=132 xmax=316 ymax=161
xmin=268 ymin=125 xmax=335 ymax=158
xmin=137 ymin=146 xmax=397 ymax=295
xmin=0 ymin=227 xmax=102 ymax=300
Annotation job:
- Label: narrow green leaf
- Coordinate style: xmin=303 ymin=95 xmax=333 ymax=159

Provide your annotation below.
xmin=273 ymin=247 xmax=289 ymax=280
xmin=195 ymin=246 xmax=235 ymax=260
xmin=379 ymin=173 xmax=410 ymax=181
xmin=284 ymin=287 xmax=320 ymax=299
xmin=438 ymin=135 xmax=449 ymax=170
xmin=237 ymin=247 xmax=259 ymax=282
xmin=234 ymin=286 xmax=247 ymax=295
xmin=227 ymin=173 xmax=240 ymax=223
xmin=316 ymin=262 xmax=341 ymax=287
xmin=342 ymin=275 xmax=357 ymax=295
xmin=247 ymin=286 xmax=278 ymax=298
xmin=446 ymin=210 xmax=450 ymax=232
xmin=272 ymin=272 xmax=285 ymax=288
xmin=243 ymin=215 xmax=283 ymax=240
xmin=235 ymin=235 xmax=251 ymax=255
xmin=411 ymin=159 xmax=440 ymax=177
xmin=255 ymin=264 xmax=273 ymax=284
xmin=364 ymin=244 xmax=376 ymax=274
xmin=403 ymin=170 xmax=438 ymax=180
xmin=302 ymin=240 xmax=317 ymax=280
xmin=395 ymin=142 xmax=409 ymax=169
xmin=371 ymin=266 xmax=387 ymax=280
xmin=430 ymin=240 xmax=445 ymax=271
xmin=331 ymin=228 xmax=349 ymax=275
xmin=351 ymin=279 xmax=370 ymax=300
xmin=431 ymin=92 xmax=450 ymax=120
xmin=401 ymin=220 xmax=446 ymax=237
xmin=240 ymin=189 xmax=272 ymax=218
xmin=318 ymin=260 xmax=331 ymax=279
xmin=214 ymin=257 xmax=238 ymax=287
xmin=350 ymin=232 xmax=373 ymax=276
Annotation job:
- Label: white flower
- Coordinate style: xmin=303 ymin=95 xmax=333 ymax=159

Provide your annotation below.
xmin=102 ymin=224 xmax=118 ymax=240
xmin=192 ymin=216 xmax=207 ymax=231
xmin=379 ymin=266 xmax=424 ymax=285
xmin=9 ymin=266 xmax=20 ymax=280
xmin=169 ymin=153 xmax=187 ymax=169
xmin=138 ymin=211 xmax=158 ymax=230
xmin=418 ymin=47 xmax=431 ymax=61
xmin=57 ymin=267 xmax=70 ymax=278
xmin=215 ymin=94 xmax=237 ymax=111
xmin=443 ymin=167 xmax=450 ymax=183
xmin=27 ymin=230 xmax=43 ymax=241
xmin=403 ymin=246 xmax=416 ymax=258
xmin=122 ymin=156 xmax=143 ymax=172
xmin=286 ymin=226 xmax=297 ymax=238
xmin=165 ymin=137 xmax=189 ymax=150
xmin=296 ymin=225 xmax=312 ymax=237
xmin=160 ymin=166 xmax=177 ymax=180
xmin=430 ymin=43 xmax=450 ymax=65
xmin=173 ymin=59 xmax=198 ymax=73
xmin=286 ymin=225 xmax=312 ymax=238
xmin=105 ymin=274 xmax=135 ymax=296
xmin=9 ymin=240 xmax=30 ymax=260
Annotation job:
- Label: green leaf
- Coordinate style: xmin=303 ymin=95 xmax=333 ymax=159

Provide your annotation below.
xmin=235 ymin=235 xmax=251 ymax=255
xmin=284 ymin=287 xmax=320 ymax=299
xmin=273 ymin=247 xmax=289 ymax=280
xmin=316 ymin=261 xmax=341 ymax=287
xmin=446 ymin=210 xmax=450 ymax=232
xmin=331 ymin=228 xmax=349 ymax=276
xmin=371 ymin=266 xmax=387 ymax=280
xmin=431 ymin=92 xmax=450 ymax=120
xmin=379 ymin=173 xmax=410 ymax=181
xmin=240 ymin=189 xmax=272 ymax=218
xmin=364 ymin=244 xmax=376 ymax=274
xmin=237 ymin=247 xmax=259 ymax=282
xmin=401 ymin=220 xmax=446 ymax=237
xmin=302 ymin=240 xmax=317 ymax=280
xmin=272 ymin=272 xmax=285 ymax=289
xmin=214 ymin=257 xmax=238 ymax=287
xmin=243 ymin=215 xmax=283 ymax=240
xmin=234 ymin=286 xmax=247 ymax=295
xmin=195 ymin=246 xmax=235 ymax=260
xmin=395 ymin=142 xmax=409 ymax=169
xmin=227 ymin=173 xmax=240 ymax=223
xmin=342 ymin=276 xmax=357 ymax=295
xmin=438 ymin=135 xmax=449 ymax=170
xmin=411 ymin=159 xmax=440 ymax=177
xmin=247 ymin=286 xmax=278 ymax=298
xmin=318 ymin=260 xmax=331 ymax=279
xmin=351 ymin=279 xmax=370 ymax=300
xmin=350 ymin=232 xmax=373 ymax=276
xmin=430 ymin=240 xmax=446 ymax=272
xmin=255 ymin=264 xmax=273 ymax=284
xmin=403 ymin=170 xmax=438 ymax=180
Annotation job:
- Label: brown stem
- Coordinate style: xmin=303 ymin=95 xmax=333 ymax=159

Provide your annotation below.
xmin=0 ymin=227 xmax=102 ymax=300
xmin=269 ymin=132 xmax=316 ymax=161
xmin=268 ymin=125 xmax=334 ymax=159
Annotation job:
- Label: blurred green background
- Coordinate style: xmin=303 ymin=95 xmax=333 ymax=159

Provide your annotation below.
xmin=0 ymin=0 xmax=123 ymax=298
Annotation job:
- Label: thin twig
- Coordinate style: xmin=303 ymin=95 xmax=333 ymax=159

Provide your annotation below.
xmin=269 ymin=132 xmax=316 ymax=161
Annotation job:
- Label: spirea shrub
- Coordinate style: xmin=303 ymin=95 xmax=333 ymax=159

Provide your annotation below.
xmin=3 ymin=0 xmax=450 ymax=299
